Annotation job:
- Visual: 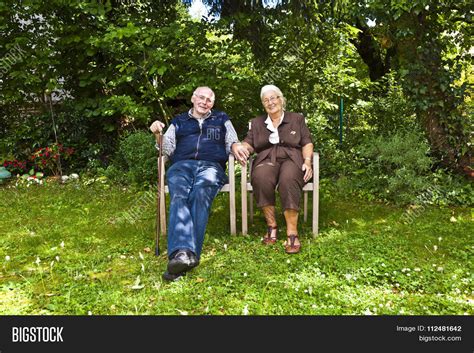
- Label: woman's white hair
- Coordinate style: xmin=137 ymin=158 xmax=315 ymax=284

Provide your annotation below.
xmin=260 ymin=84 xmax=286 ymax=109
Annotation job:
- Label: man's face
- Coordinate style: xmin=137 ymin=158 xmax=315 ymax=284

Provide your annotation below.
xmin=191 ymin=88 xmax=215 ymax=117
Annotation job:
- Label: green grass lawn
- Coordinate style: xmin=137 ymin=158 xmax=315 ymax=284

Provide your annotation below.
xmin=0 ymin=180 xmax=472 ymax=315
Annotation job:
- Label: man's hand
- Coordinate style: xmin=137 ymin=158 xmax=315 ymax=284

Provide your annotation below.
xmin=149 ymin=121 xmax=165 ymax=135
xmin=302 ymin=161 xmax=313 ymax=182
xmin=232 ymin=142 xmax=250 ymax=165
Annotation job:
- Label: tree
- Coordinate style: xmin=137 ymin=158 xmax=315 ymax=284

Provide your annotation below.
xmin=341 ymin=0 xmax=473 ymax=173
xmin=191 ymin=0 xmax=473 ymax=174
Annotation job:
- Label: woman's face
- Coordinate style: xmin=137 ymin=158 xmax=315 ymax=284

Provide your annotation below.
xmin=261 ymin=90 xmax=283 ymax=116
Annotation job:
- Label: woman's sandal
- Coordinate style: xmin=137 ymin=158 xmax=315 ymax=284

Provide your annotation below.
xmin=262 ymin=226 xmax=278 ymax=245
xmin=284 ymin=234 xmax=301 ymax=254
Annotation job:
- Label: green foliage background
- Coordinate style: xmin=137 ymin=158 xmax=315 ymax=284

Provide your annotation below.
xmin=0 ymin=0 xmax=472 ymax=203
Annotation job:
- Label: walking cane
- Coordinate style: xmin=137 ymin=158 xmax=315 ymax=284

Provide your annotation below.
xmin=155 ymin=132 xmax=163 ymax=256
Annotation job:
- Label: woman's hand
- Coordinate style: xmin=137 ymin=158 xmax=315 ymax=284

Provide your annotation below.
xmin=302 ymin=161 xmax=313 ymax=182
xmin=232 ymin=142 xmax=251 ymax=166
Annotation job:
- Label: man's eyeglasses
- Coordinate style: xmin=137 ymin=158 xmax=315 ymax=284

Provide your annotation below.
xmin=262 ymin=95 xmax=280 ymax=105
xmin=194 ymin=93 xmax=214 ymax=104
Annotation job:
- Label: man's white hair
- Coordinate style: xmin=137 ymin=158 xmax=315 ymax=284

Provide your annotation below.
xmin=193 ymin=86 xmax=215 ymax=101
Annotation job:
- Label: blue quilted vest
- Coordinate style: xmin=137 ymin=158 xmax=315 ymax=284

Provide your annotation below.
xmin=170 ymin=110 xmax=229 ymax=169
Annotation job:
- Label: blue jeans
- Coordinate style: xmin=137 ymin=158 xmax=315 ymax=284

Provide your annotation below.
xmin=166 ymin=160 xmax=226 ymax=259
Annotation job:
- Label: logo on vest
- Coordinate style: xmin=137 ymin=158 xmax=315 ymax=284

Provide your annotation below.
xmin=206 ymin=127 xmax=221 ymax=140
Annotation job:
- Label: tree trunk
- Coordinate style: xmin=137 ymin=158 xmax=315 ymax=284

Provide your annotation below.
xmin=396 ymin=12 xmax=473 ymax=176
xmin=351 ymin=20 xmax=393 ymax=81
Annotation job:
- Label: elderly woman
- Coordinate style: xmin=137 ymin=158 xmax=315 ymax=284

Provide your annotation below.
xmin=233 ymin=85 xmax=314 ymax=254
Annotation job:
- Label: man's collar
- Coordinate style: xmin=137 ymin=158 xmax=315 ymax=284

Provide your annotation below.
xmin=188 ymin=108 xmax=212 ymax=120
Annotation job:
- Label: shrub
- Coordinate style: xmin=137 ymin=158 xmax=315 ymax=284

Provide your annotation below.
xmin=2 ymin=159 xmax=29 ymax=176
xmin=426 ymin=169 xmax=474 ymax=206
xmin=30 ymin=143 xmax=75 ymax=176
xmin=110 ymin=130 xmax=157 ymax=186
xmin=353 ymin=130 xmax=433 ymax=204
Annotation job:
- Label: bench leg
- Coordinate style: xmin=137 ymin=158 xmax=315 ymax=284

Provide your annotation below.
xmin=304 ymin=191 xmax=308 ymax=223
xmin=241 ymin=164 xmax=248 ymax=235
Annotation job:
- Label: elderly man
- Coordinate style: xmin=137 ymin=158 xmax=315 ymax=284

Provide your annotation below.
xmin=150 ymin=86 xmax=248 ymax=281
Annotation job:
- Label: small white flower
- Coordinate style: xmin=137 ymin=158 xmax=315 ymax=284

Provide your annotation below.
xmin=286 ymin=259 xmax=291 ymax=264
xmin=311 ymin=304 xmax=317 ymax=309
xmin=438 ymin=237 xmax=442 ymax=242
xmin=60 ymin=241 xmax=65 ymax=248
xmin=437 ymin=266 xmax=444 ymax=272
xmin=433 ymin=245 xmax=438 ymax=251
xmin=345 ymin=274 xmax=352 ymax=280
xmin=70 ymin=173 xmax=79 ymax=179
xmin=120 ymin=255 xmax=126 ymax=259
xmin=363 ymin=308 xmax=373 ymax=315
xmin=243 ymin=272 xmax=247 ymax=277
xmin=88 ymin=311 xmax=92 ymax=315
xmin=55 ymin=256 xmax=60 ymax=262
xmin=35 ymin=257 xmax=41 ymax=265
xmin=224 ymin=244 xmax=228 ymax=251
xmin=414 ymin=267 xmax=421 ymax=272
xmin=131 ymin=276 xmax=145 ymax=290
xmin=5 ymin=255 xmax=10 ymax=261
xmin=242 ymin=305 xmax=249 ymax=315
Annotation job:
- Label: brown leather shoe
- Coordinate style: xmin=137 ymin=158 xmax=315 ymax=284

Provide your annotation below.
xmin=262 ymin=226 xmax=278 ymax=245
xmin=284 ymin=234 xmax=301 ymax=254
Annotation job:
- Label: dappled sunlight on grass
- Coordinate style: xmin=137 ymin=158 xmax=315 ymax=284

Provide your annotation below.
xmin=0 ymin=284 xmax=33 ymax=314
xmin=0 ymin=183 xmax=472 ymax=315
